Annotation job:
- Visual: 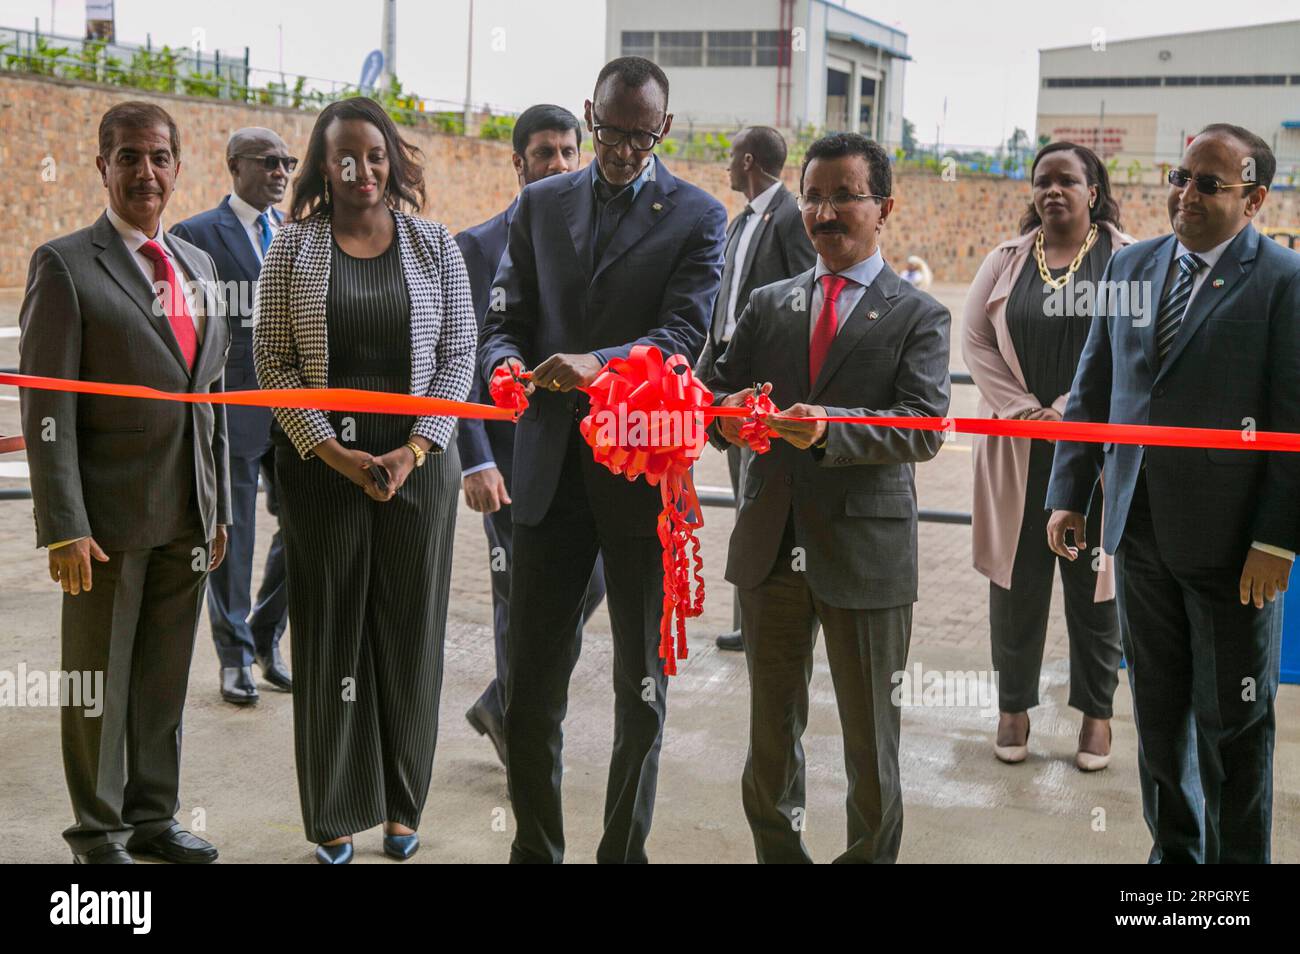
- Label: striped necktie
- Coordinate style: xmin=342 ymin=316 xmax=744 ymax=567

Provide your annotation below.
xmin=1155 ymin=252 xmax=1205 ymax=363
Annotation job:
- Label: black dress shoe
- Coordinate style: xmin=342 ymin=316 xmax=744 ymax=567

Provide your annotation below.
xmin=74 ymin=843 xmax=134 ymax=864
xmin=465 ymin=698 xmax=506 ymax=767
xmin=221 ymin=666 xmax=259 ymax=705
xmin=715 ymin=630 xmax=744 ymax=652
xmin=127 ymin=827 xmax=218 ymax=864
xmin=255 ymin=648 xmax=292 ymax=692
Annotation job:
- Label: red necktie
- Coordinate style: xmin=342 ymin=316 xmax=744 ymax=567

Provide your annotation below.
xmin=139 ymin=239 xmax=197 ymax=369
xmin=809 ymin=273 xmax=849 ymax=388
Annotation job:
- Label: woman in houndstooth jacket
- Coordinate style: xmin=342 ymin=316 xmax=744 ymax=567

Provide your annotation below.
xmin=253 ymin=97 xmax=475 ymax=864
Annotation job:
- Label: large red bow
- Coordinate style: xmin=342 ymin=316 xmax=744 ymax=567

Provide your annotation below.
xmin=577 ymin=346 xmax=713 ymax=675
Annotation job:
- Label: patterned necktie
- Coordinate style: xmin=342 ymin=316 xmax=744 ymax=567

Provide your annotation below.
xmin=139 ymin=239 xmax=197 ymax=369
xmin=809 ymin=274 xmax=849 ymax=389
xmin=256 ymin=211 xmax=274 ymax=257
xmin=1155 ymin=252 xmax=1205 ymax=363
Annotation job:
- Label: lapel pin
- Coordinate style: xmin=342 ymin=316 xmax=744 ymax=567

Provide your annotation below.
xmin=651 ymin=202 xmax=663 ymax=212
xmin=764 ymin=212 xmax=772 ymax=222
xmin=1212 ymin=278 xmax=1224 ymax=288
xmin=867 ymin=310 xmax=879 ymax=321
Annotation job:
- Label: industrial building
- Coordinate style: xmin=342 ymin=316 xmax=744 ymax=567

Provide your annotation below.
xmin=1036 ymin=20 xmax=1300 ymax=186
xmin=604 ymin=0 xmax=909 ymax=143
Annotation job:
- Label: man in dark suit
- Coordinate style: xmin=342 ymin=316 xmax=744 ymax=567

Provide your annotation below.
xmin=704 ymin=133 xmax=951 ymax=863
xmin=1047 ymin=124 xmax=1300 ymax=864
xmin=172 ymin=127 xmax=292 ymax=705
xmin=696 ymin=125 xmax=816 ymax=652
xmin=480 ymin=57 xmax=726 ymax=863
xmin=19 ymin=102 xmax=231 ymax=864
xmin=455 ymin=105 xmax=606 ymax=765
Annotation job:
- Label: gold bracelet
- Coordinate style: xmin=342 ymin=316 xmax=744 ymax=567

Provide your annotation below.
xmin=404 ymin=440 xmax=426 ymax=468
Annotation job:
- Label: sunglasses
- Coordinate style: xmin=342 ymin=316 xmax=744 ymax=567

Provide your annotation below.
xmin=237 ymin=154 xmax=299 ymax=173
xmin=1167 ymin=168 xmax=1254 ymax=196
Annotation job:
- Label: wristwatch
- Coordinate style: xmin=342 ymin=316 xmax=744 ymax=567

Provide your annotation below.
xmin=404 ymin=440 xmax=427 ymax=467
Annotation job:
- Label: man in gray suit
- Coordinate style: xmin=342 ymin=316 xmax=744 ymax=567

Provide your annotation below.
xmin=19 ymin=101 xmax=231 ymax=864
xmin=697 ymin=125 xmax=816 ymax=652
xmin=703 ymin=133 xmax=951 ymax=863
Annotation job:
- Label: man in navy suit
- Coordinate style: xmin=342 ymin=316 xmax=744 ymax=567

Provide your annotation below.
xmin=172 ymin=127 xmax=293 ymax=705
xmin=1048 ymin=124 xmax=1300 ymax=863
xmin=480 ymin=57 xmax=726 ymax=863
xmin=455 ymin=105 xmax=606 ymax=766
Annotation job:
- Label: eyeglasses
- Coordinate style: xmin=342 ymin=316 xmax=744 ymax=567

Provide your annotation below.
xmin=1167 ymin=168 xmax=1254 ymax=196
xmin=236 ymin=154 xmax=299 ymax=173
xmin=796 ymin=192 xmax=888 ymax=213
xmin=591 ymin=111 xmax=666 ymax=152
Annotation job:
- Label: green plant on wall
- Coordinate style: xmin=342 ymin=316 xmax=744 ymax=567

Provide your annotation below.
xmin=126 ymin=45 xmax=181 ymax=93
xmin=479 ymin=113 xmax=515 ymax=143
xmin=182 ymin=70 xmax=222 ymax=98
xmin=5 ymin=35 xmax=69 ymax=76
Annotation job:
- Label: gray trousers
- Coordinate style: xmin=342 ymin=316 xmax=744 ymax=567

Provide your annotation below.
xmin=60 ymin=527 xmax=208 ymax=853
xmin=739 ymin=516 xmax=912 ymax=863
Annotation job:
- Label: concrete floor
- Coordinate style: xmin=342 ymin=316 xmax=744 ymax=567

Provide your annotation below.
xmin=1 ymin=284 xmax=1297 ymax=863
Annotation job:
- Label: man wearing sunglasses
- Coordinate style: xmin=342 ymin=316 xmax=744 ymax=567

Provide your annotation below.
xmin=173 ymin=128 xmax=295 ymax=706
xmin=1048 ymin=124 xmax=1300 ymax=863
xmin=480 ymin=56 xmax=726 ymax=863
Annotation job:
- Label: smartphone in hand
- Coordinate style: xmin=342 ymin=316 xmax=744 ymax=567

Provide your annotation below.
xmin=368 ymin=461 xmax=392 ymax=495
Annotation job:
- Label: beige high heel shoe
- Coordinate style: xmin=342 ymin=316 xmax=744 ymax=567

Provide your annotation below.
xmin=1075 ymin=720 xmax=1112 ymax=772
xmin=994 ymin=714 xmax=1030 ymax=764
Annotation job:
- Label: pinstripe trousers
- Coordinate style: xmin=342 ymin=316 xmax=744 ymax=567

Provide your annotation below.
xmin=274 ymin=429 xmax=459 ymax=844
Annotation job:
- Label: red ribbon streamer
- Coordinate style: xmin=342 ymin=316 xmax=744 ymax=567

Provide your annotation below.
xmin=5 ymin=363 xmax=1300 ymax=679
xmin=575 ymin=346 xmax=712 ymax=675
xmin=0 ymin=372 xmax=516 ymax=421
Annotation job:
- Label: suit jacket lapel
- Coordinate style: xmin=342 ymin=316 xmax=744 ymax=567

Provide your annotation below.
xmin=93 ymin=213 xmax=190 ymax=374
xmin=809 ymin=264 xmax=898 ymax=401
xmin=592 ymin=158 xmax=676 ymax=283
xmin=710 ymin=213 xmax=746 ymax=342
xmin=734 ymin=186 xmax=786 ymax=292
xmin=783 ymin=270 xmax=817 ymax=399
xmin=558 ymin=172 xmax=595 ymax=285
xmin=1156 ymin=226 xmax=1257 ymax=381
xmin=1138 ymin=235 xmax=1176 ymax=377
xmin=215 ymin=196 xmax=263 ymax=281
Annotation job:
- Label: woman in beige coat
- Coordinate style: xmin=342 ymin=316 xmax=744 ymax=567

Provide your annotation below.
xmin=963 ymin=142 xmax=1133 ymax=772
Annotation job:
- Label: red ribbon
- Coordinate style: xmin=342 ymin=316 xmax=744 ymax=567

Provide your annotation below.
xmin=7 ymin=361 xmax=1300 ymax=680
xmin=574 ymin=346 xmax=713 ymax=675
xmin=738 ymin=389 xmax=781 ymax=454
xmin=488 ymin=365 xmax=531 ymax=421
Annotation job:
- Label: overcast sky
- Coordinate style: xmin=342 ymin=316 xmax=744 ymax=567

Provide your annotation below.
xmin=9 ymin=0 xmax=1298 ymax=148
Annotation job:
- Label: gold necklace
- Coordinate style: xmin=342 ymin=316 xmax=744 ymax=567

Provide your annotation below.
xmin=1034 ymin=223 xmax=1098 ymax=289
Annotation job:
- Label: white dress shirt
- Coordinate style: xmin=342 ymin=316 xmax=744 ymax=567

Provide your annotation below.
xmin=228 ymin=191 xmax=280 ymax=262
xmin=809 ymin=248 xmax=885 ymax=341
xmin=723 ymin=179 xmax=783 ymax=340
xmin=1168 ymin=233 xmax=1291 ymax=563
xmin=105 ymin=205 xmax=204 ymax=342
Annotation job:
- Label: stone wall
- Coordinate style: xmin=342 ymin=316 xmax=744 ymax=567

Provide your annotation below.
xmin=3 ymin=71 xmax=1298 ymax=288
